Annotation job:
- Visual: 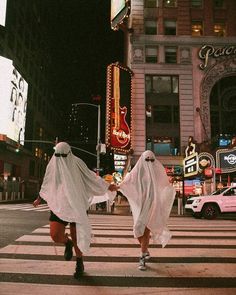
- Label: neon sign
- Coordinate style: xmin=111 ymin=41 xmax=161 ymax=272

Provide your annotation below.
xmin=106 ymin=63 xmax=133 ymax=153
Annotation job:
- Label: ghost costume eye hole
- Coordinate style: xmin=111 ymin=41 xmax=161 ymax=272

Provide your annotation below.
xmin=54 ymin=152 xmax=70 ymax=157
xmin=145 ymin=158 xmax=155 ymax=162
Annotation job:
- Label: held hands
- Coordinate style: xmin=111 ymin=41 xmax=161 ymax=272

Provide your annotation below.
xmin=33 ymin=196 xmax=42 ymax=207
xmin=108 ymin=183 xmax=119 ymax=192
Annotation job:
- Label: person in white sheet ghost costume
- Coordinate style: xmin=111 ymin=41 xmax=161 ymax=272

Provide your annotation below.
xmin=119 ymin=150 xmax=176 ymax=271
xmin=33 ymin=142 xmax=117 ymax=278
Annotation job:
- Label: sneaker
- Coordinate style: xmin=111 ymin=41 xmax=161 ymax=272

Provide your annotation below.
xmin=74 ymin=257 xmax=84 ymax=279
xmin=64 ymin=239 xmax=73 ymax=261
xmin=138 ymin=256 xmax=146 ymax=271
xmin=142 ymin=251 xmax=150 ymax=260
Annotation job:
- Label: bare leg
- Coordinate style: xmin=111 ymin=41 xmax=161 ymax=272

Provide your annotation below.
xmin=137 ymin=227 xmax=150 ymax=253
xmin=70 ymin=223 xmax=83 ymax=257
xmin=50 ymin=221 xmax=67 ymax=243
xmin=70 ymin=223 xmax=85 ymax=278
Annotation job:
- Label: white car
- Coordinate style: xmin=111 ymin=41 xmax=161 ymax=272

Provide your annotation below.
xmin=185 ymin=186 xmax=236 ymax=219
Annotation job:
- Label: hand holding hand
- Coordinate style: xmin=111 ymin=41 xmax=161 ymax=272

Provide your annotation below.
xmin=108 ymin=184 xmax=119 ymax=192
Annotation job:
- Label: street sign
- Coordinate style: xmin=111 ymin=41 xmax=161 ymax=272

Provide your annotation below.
xmin=183 ymin=152 xmax=199 ymax=177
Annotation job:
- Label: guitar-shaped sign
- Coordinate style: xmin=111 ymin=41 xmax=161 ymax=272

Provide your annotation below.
xmin=110 ymin=66 xmax=131 ymax=149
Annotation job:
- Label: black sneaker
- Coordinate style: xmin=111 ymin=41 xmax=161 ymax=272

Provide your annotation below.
xmin=74 ymin=257 xmax=84 ymax=279
xmin=64 ymin=239 xmax=73 ymax=261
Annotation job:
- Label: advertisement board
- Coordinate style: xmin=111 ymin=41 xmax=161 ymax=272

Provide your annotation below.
xmin=0 ymin=0 xmax=7 ymax=27
xmin=106 ymin=63 xmax=132 ymax=153
xmin=0 ymin=56 xmax=28 ymax=143
xmin=110 ymin=0 xmax=130 ymax=30
xmin=216 ymin=147 xmax=236 ymax=173
xmin=183 ymin=152 xmax=199 ymax=177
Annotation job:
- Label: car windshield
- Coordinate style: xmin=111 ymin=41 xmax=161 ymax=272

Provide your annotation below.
xmin=211 ymin=187 xmax=228 ymax=195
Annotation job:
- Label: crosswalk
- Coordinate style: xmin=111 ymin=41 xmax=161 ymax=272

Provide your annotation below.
xmin=0 ymin=213 xmax=236 ymax=294
xmin=0 ymin=202 xmax=50 ymax=212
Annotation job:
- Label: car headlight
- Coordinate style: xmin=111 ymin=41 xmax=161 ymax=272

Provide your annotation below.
xmin=194 ymin=198 xmax=202 ymax=204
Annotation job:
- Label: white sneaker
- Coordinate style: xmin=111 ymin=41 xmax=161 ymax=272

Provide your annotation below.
xmin=138 ymin=257 xmax=146 ymax=271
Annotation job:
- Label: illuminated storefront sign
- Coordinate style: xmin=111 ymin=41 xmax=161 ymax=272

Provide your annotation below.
xmin=0 ymin=56 xmax=28 ymax=143
xmin=106 ymin=63 xmax=133 ymax=153
xmin=0 ymin=0 xmax=7 ymax=27
xmin=216 ymin=147 xmax=236 ymax=173
xmin=110 ymin=0 xmax=130 ymax=31
xmin=183 ymin=152 xmax=199 ymax=177
xmin=198 ymin=44 xmax=236 ymax=69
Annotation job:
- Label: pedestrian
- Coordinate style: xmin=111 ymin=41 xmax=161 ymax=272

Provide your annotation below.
xmin=119 ymin=150 xmax=175 ymax=270
xmin=33 ymin=142 xmax=117 ymax=278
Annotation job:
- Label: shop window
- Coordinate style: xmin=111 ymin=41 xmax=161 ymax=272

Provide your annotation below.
xmin=153 ymin=106 xmax=172 ymax=123
xmin=145 ymin=75 xmax=179 ymax=93
xmin=144 ymin=0 xmax=159 ymax=7
xmin=145 ymin=46 xmax=158 ymax=63
xmin=173 ymin=105 xmax=179 ymax=123
xmin=191 ymin=0 xmax=202 ymax=7
xmin=144 ymin=20 xmax=157 ymax=35
xmin=213 ymin=0 xmax=224 ymax=8
xmin=192 ymin=20 xmax=203 ymax=36
xmin=214 ymin=23 xmax=226 ymax=36
xmin=164 ymin=20 xmax=176 ymax=35
xmin=145 ymin=75 xmax=180 ymax=156
xmin=163 ymin=0 xmax=177 ymax=7
xmin=29 ymin=160 xmax=35 ymax=176
xmin=172 ymin=76 xmax=179 ymax=93
xmin=145 ymin=76 xmax=152 ymax=92
xmin=165 ymin=47 xmax=177 ymax=63
xmin=153 ymin=76 xmax=171 ymax=93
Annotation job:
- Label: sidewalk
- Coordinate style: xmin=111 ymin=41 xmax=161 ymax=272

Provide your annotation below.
xmin=89 ymin=198 xmax=186 ymax=217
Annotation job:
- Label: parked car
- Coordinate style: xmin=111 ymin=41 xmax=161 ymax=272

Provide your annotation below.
xmin=185 ymin=186 xmax=236 ymax=219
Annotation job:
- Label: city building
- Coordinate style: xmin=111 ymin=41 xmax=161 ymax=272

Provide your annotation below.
xmin=0 ymin=0 xmax=64 ymax=200
xmin=113 ymin=0 xmax=236 ymax=194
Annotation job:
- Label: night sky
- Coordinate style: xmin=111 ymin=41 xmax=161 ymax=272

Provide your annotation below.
xmin=45 ymin=0 xmax=124 ymax=107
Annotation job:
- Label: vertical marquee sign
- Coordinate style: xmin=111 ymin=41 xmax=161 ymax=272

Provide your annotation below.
xmin=106 ymin=63 xmax=133 ymax=153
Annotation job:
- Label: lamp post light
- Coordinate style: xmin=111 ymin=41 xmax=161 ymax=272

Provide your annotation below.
xmin=73 ymin=103 xmax=101 ymax=175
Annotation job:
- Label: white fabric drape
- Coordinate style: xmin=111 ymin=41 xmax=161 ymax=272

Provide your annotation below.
xmin=39 ymin=142 xmax=115 ymax=253
xmin=119 ymin=150 xmax=176 ymax=247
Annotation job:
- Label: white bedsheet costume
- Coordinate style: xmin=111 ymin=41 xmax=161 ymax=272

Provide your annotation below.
xmin=119 ymin=150 xmax=176 ymax=247
xmin=39 ymin=142 xmax=115 ymax=253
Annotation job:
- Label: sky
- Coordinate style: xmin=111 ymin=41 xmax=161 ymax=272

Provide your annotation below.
xmin=45 ymin=0 xmax=124 ymax=107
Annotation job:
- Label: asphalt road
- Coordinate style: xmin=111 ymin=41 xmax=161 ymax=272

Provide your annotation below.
xmin=0 ymin=209 xmax=49 ymax=248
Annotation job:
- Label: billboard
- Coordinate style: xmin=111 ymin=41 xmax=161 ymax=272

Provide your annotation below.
xmin=106 ymin=63 xmax=132 ymax=153
xmin=0 ymin=0 xmax=7 ymax=27
xmin=0 ymin=56 xmax=28 ymax=143
xmin=216 ymin=147 xmax=236 ymax=173
xmin=110 ymin=0 xmax=130 ymax=30
xmin=183 ymin=152 xmax=199 ymax=177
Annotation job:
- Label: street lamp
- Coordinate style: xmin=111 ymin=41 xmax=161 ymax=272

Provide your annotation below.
xmin=72 ymin=103 xmax=101 ymax=175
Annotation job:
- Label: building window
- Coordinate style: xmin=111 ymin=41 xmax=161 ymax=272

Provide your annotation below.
xmin=163 ymin=0 xmax=177 ymax=7
xmin=144 ymin=20 xmax=157 ymax=35
xmin=145 ymin=46 xmax=158 ymax=63
xmin=145 ymin=75 xmax=179 ymax=93
xmin=191 ymin=0 xmax=202 ymax=7
xmin=153 ymin=106 xmax=172 ymax=123
xmin=164 ymin=20 xmax=176 ymax=35
xmin=165 ymin=47 xmax=177 ymax=63
xmin=213 ymin=0 xmax=224 ymax=8
xmin=145 ymin=76 xmax=180 ymax=156
xmin=144 ymin=0 xmax=159 ymax=8
xmin=191 ymin=20 xmax=203 ymax=36
xmin=214 ymin=22 xmax=226 ymax=36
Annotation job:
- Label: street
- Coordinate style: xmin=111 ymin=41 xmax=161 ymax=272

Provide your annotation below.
xmin=0 ymin=203 xmax=236 ymax=294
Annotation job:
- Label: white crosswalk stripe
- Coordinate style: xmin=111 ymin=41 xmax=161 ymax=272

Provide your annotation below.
xmin=0 ymin=203 xmax=50 ymax=212
xmin=0 ymin=214 xmax=236 ymax=294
